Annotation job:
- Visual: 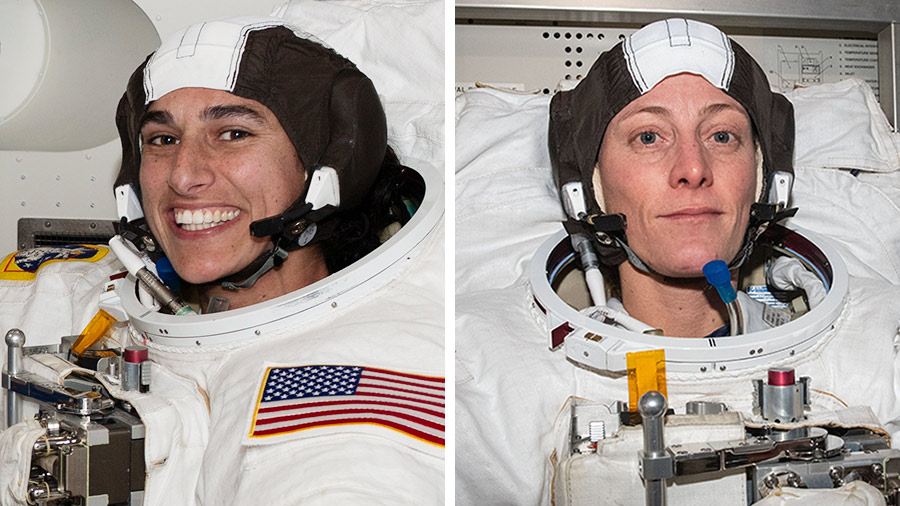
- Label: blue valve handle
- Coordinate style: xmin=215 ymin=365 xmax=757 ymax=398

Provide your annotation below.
xmin=155 ymin=256 xmax=181 ymax=292
xmin=703 ymin=260 xmax=736 ymax=304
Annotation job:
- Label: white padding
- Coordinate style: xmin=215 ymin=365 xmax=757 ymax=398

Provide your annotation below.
xmin=785 ymin=80 xmax=900 ymax=283
xmin=279 ymin=0 xmax=444 ymax=169
xmin=0 ymin=419 xmax=46 ymax=504
xmin=623 ymin=18 xmax=734 ymax=94
xmin=455 ymin=91 xmax=559 ymax=295
xmin=786 ymin=78 xmax=900 ymax=173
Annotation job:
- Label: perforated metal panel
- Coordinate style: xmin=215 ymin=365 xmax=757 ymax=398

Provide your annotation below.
xmin=456 ymin=25 xmax=879 ymax=97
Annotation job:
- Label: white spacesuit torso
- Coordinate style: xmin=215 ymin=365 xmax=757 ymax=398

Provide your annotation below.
xmin=0 ymin=172 xmax=443 ymax=505
xmin=121 ymin=211 xmax=444 ymax=506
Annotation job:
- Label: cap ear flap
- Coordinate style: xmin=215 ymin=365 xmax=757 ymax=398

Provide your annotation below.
xmin=114 ymin=57 xmax=151 ymax=202
xmin=768 ymin=93 xmax=795 ymax=176
xmin=114 ymin=95 xmax=139 ymax=193
xmin=549 ymin=42 xmax=641 ymax=219
xmin=549 ymin=92 xmax=585 ymax=210
xmin=727 ymin=41 xmax=795 ymax=200
xmin=315 ymin=70 xmax=387 ymax=211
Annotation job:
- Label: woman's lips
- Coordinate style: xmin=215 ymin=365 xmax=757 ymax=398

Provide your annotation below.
xmin=659 ymin=207 xmax=723 ymax=221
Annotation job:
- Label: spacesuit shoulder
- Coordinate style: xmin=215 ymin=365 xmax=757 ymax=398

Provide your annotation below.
xmin=0 ymin=245 xmax=124 ymax=344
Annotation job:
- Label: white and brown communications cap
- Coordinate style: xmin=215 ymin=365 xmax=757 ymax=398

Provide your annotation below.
xmin=115 ymin=16 xmax=387 ymax=215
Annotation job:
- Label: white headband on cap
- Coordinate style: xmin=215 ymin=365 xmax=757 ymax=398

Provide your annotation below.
xmin=143 ymin=16 xmax=286 ymax=103
xmin=623 ymin=18 xmax=735 ymax=94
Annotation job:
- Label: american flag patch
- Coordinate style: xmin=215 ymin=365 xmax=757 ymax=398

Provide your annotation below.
xmin=249 ymin=365 xmax=445 ymax=446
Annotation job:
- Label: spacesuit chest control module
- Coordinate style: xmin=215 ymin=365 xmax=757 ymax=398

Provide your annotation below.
xmin=2 ymin=329 xmax=145 ymax=505
xmin=567 ymin=378 xmax=900 ymax=505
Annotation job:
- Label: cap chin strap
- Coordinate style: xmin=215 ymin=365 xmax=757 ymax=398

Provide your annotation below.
xmin=220 ymin=243 xmax=290 ymax=291
xmin=573 ymin=202 xmax=798 ymax=278
xmin=217 ymin=202 xmax=337 ymax=290
xmin=218 ymin=165 xmax=342 ymax=291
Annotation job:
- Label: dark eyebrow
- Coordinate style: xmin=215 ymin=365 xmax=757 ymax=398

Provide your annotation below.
xmin=139 ymin=110 xmax=175 ymax=129
xmin=701 ymin=102 xmax=747 ymax=117
xmin=623 ymin=106 xmax=671 ymax=119
xmin=635 ymin=106 xmax=672 ymax=116
xmin=621 ymin=103 xmax=746 ymax=122
xmin=202 ymin=104 xmax=267 ymax=124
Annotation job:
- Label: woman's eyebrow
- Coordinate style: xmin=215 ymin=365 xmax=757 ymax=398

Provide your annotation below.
xmin=701 ymin=102 xmax=747 ymax=117
xmin=622 ymin=103 xmax=745 ymax=121
xmin=139 ymin=110 xmax=175 ymax=129
xmin=623 ymin=106 xmax=671 ymax=119
xmin=202 ymin=104 xmax=267 ymax=124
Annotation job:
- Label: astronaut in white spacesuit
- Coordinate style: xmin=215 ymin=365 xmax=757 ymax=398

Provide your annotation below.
xmin=0 ymin=10 xmax=443 ymax=506
xmin=456 ymin=18 xmax=900 ymax=506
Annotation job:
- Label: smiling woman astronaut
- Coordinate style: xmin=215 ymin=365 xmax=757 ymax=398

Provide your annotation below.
xmin=456 ymin=18 xmax=900 ymax=506
xmin=0 ymin=2 xmax=444 ymax=505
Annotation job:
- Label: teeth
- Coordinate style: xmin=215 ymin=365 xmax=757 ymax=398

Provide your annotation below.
xmin=174 ymin=208 xmax=240 ymax=231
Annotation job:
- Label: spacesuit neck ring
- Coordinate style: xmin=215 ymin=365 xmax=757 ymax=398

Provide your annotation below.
xmin=529 ymin=224 xmax=848 ymax=374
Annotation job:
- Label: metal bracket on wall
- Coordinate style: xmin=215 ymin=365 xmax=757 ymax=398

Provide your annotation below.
xmin=17 ymin=218 xmax=116 ymax=250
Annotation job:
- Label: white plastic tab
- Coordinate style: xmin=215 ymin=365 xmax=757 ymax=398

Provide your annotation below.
xmin=562 ymin=182 xmax=588 ymax=220
xmin=99 ymin=277 xmax=128 ymax=322
xmin=305 ymin=166 xmax=341 ymax=210
xmin=768 ymin=171 xmax=793 ymax=209
xmin=115 ymin=185 xmax=144 ymax=221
